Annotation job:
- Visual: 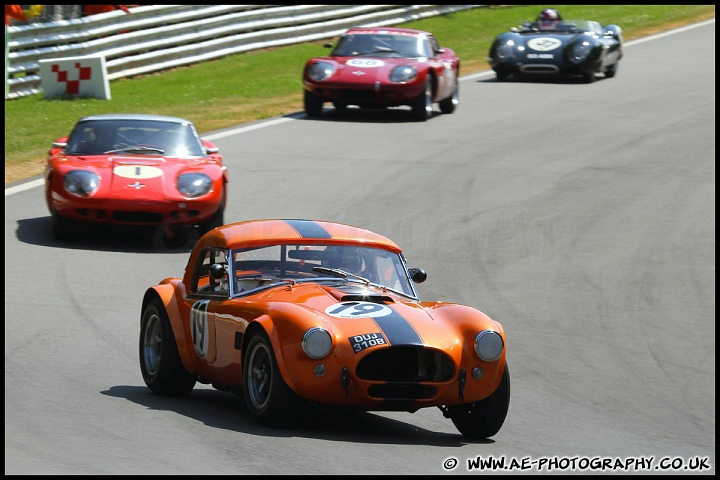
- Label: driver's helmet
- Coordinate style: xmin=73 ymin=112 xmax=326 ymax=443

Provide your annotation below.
xmin=536 ymin=8 xmax=561 ymax=29
xmin=322 ymin=246 xmax=363 ymax=274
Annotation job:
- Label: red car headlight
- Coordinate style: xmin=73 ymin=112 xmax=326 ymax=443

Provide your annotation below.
xmin=177 ymin=173 xmax=212 ymax=198
xmin=307 ymin=61 xmax=335 ymax=82
xmin=63 ymin=170 xmax=100 ymax=197
xmin=389 ymin=65 xmax=417 ymax=83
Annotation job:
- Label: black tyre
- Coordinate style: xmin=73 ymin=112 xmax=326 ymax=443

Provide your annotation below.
xmin=604 ymin=62 xmax=618 ymax=78
xmin=332 ymin=101 xmax=347 ymax=111
xmin=447 ymin=363 xmax=510 ymax=439
xmin=438 ymin=74 xmax=459 ymax=114
xmin=140 ymin=297 xmax=197 ymax=396
xmin=150 ymin=222 xmax=195 ymax=252
xmin=51 ymin=210 xmax=76 ymax=241
xmin=411 ymin=77 xmax=433 ymax=121
xmin=496 ymin=71 xmax=510 ymax=82
xmin=582 ymin=70 xmax=596 ymax=83
xmin=243 ymin=332 xmax=305 ymax=427
xmin=198 ymin=203 xmax=224 ymax=236
xmin=304 ymin=90 xmax=324 ymax=117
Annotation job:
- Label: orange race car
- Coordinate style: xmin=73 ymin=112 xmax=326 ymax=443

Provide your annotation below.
xmin=139 ymin=219 xmax=509 ymax=438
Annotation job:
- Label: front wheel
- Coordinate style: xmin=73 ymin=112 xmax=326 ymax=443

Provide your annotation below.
xmin=243 ymin=332 xmax=305 ymax=427
xmin=51 ymin=209 xmax=77 ymax=241
xmin=198 ymin=192 xmax=225 ymax=236
xmin=304 ymin=90 xmax=324 ymax=117
xmin=604 ymin=62 xmax=619 ymax=78
xmin=411 ymin=77 xmax=433 ymax=121
xmin=446 ymin=362 xmax=510 ymax=439
xmin=139 ymin=297 xmax=197 ymax=396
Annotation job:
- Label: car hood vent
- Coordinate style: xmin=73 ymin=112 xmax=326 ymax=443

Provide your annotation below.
xmin=341 ymin=293 xmax=394 ymax=304
xmin=323 ymin=284 xmax=394 ymax=304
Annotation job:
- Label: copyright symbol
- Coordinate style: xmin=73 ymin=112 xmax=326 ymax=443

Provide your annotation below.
xmin=443 ymin=457 xmax=458 ymax=470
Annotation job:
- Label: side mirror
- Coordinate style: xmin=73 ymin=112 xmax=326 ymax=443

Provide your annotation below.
xmin=408 ymin=268 xmax=427 ymax=284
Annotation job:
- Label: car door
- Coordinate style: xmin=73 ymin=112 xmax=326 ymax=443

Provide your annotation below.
xmin=187 ymin=247 xmax=231 ymax=366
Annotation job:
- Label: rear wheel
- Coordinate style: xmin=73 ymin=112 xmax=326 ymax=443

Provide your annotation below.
xmin=332 ymin=101 xmax=347 ymax=111
xmin=438 ymin=74 xmax=459 ymax=114
xmin=243 ymin=332 xmax=305 ymax=427
xmin=304 ymin=90 xmax=324 ymax=117
xmin=446 ymin=363 xmax=510 ymax=439
xmin=139 ymin=297 xmax=197 ymax=396
xmin=411 ymin=77 xmax=433 ymax=121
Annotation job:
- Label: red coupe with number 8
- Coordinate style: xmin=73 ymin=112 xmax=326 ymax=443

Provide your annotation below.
xmin=302 ymin=27 xmax=460 ymax=121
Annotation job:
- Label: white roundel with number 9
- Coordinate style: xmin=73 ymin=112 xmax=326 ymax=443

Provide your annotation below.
xmin=325 ymin=301 xmax=393 ymax=318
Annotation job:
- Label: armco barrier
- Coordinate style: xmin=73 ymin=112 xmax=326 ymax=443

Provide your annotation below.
xmin=6 ymin=5 xmax=483 ymax=99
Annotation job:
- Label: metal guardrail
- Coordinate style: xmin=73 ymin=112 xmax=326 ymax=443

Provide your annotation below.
xmin=6 ymin=5 xmax=482 ymax=99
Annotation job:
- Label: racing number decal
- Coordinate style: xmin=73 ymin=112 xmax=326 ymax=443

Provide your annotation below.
xmin=325 ymin=301 xmax=422 ymax=353
xmin=190 ymin=300 xmax=211 ymax=359
xmin=346 ymin=58 xmax=385 ymax=68
xmin=113 ymin=165 xmax=163 ymax=179
xmin=527 ymin=37 xmax=562 ymax=51
xmin=325 ymin=301 xmax=393 ymax=318
xmin=350 ymin=332 xmax=387 ymax=353
xmin=326 ymin=301 xmax=393 ymax=354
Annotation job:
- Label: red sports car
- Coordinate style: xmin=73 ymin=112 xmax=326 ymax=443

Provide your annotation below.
xmin=140 ymin=219 xmax=510 ymax=438
xmin=302 ymin=27 xmax=460 ymax=121
xmin=44 ymin=113 xmax=227 ymax=240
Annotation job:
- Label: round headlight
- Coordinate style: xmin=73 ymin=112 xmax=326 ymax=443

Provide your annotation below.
xmin=302 ymin=327 xmax=332 ymax=359
xmin=569 ymin=41 xmax=593 ymax=63
xmin=495 ymin=42 xmax=515 ymax=60
xmin=307 ymin=61 xmax=335 ymax=82
xmin=63 ymin=170 xmax=99 ymax=197
xmin=177 ymin=173 xmax=212 ymax=198
xmin=389 ymin=65 xmax=417 ymax=83
xmin=474 ymin=330 xmax=504 ymax=362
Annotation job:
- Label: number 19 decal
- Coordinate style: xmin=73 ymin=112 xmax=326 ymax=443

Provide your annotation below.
xmin=325 ymin=301 xmax=393 ymax=318
xmin=190 ymin=300 xmax=210 ymax=359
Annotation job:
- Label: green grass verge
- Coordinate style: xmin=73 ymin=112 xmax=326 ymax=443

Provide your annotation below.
xmin=4 ymin=5 xmax=715 ymax=184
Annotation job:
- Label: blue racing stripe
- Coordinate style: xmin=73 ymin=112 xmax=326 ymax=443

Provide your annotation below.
xmin=373 ymin=308 xmax=423 ymax=346
xmin=284 ymin=219 xmax=332 ymax=239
